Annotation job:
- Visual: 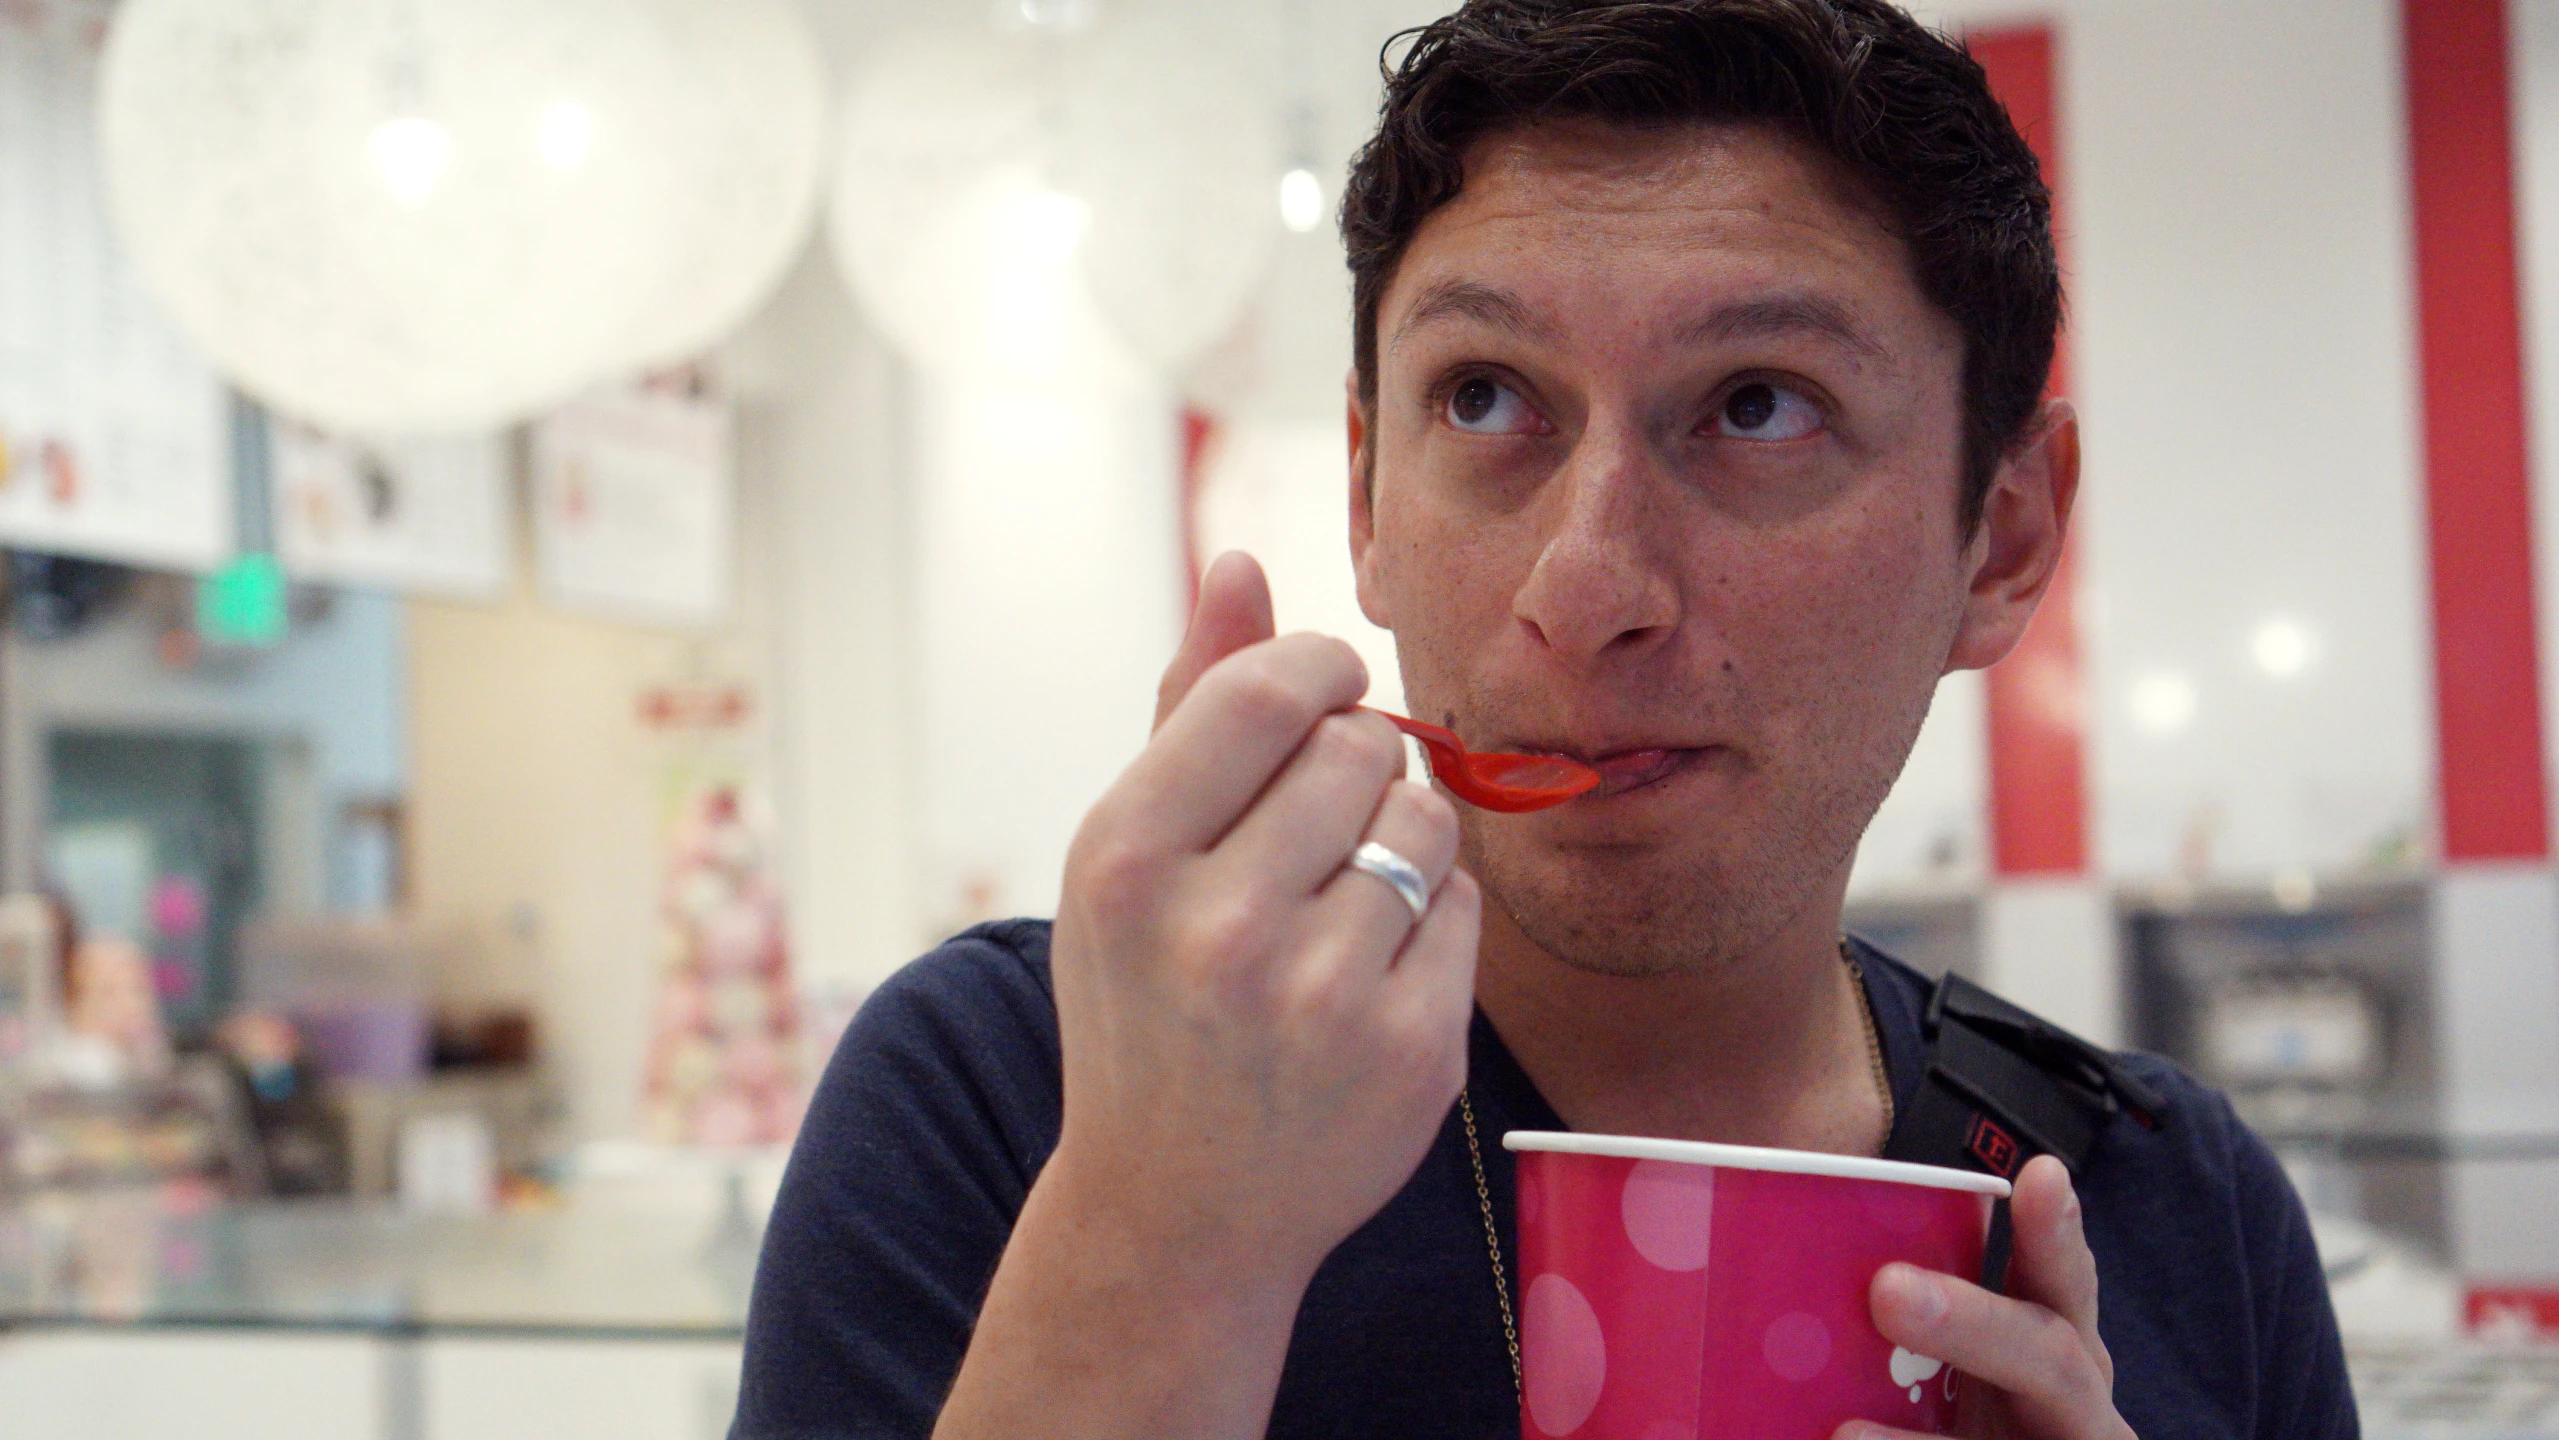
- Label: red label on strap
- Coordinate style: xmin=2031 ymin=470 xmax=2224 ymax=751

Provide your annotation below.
xmin=1967 ymin=1115 xmax=2023 ymax=1177
xmin=1965 ymin=1115 xmax=2026 ymax=1181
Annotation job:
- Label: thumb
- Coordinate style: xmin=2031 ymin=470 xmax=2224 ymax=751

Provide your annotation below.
xmin=1155 ymin=551 xmax=1276 ymax=731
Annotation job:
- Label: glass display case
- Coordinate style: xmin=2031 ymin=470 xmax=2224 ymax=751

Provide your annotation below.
xmin=0 ymin=1178 xmax=757 ymax=1440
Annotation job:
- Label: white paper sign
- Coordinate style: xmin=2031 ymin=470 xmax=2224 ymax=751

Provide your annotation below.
xmin=531 ymin=385 xmax=732 ymax=626
xmin=273 ymin=421 xmax=510 ymax=599
xmin=0 ymin=1 xmax=230 ymax=572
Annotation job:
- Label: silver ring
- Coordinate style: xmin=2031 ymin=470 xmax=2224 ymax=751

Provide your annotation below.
xmin=1346 ymin=841 xmax=1431 ymax=923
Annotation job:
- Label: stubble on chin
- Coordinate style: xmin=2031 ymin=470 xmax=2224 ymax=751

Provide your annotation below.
xmin=1462 ymin=821 xmax=1814 ymax=980
xmin=1457 ymin=698 xmax=1932 ymax=982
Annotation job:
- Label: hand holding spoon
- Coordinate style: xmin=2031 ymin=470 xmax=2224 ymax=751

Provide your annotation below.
xmin=1360 ymin=708 xmax=1600 ymax=813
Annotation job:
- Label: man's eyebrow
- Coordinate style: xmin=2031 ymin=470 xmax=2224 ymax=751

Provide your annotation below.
xmin=1388 ymin=279 xmax=1560 ymax=351
xmin=1677 ymin=294 xmax=1889 ymax=362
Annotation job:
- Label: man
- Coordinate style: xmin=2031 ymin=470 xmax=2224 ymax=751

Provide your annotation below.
xmin=735 ymin=2 xmax=2356 ymax=1437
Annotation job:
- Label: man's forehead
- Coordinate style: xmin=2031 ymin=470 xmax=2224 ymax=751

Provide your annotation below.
xmin=1441 ymin=119 xmax=1892 ymax=240
xmin=1389 ymin=276 xmax=1891 ymax=366
xmin=1378 ymin=120 xmax=1927 ymax=358
xmin=1475 ymin=116 xmax=1832 ymax=187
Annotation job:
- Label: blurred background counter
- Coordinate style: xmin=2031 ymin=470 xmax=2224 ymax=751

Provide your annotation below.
xmin=0 ymin=1150 xmax=777 ymax=1440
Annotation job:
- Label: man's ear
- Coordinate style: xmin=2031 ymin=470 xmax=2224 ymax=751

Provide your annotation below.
xmin=1946 ymin=397 xmax=2079 ymax=673
xmin=1347 ymin=372 xmax=1393 ymax=630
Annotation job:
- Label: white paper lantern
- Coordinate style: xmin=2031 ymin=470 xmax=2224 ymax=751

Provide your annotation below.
xmin=829 ymin=24 xmax=1111 ymax=383
xmin=99 ymin=0 xmax=826 ymax=434
xmin=617 ymin=0 xmax=827 ymax=371
xmin=828 ymin=16 xmax=1279 ymax=382
xmin=1069 ymin=26 xmax=1282 ymax=375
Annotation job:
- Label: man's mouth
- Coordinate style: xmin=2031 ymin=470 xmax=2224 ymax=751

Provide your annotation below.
xmin=1517 ymin=744 xmax=1712 ymax=799
xmin=1584 ymin=746 xmax=1693 ymax=797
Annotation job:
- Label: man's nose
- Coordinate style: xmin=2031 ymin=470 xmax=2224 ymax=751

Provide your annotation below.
xmin=1509 ymin=422 xmax=1681 ymax=669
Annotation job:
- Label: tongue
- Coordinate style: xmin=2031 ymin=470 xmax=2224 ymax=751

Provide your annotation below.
xmin=1592 ymin=748 xmax=1677 ymax=791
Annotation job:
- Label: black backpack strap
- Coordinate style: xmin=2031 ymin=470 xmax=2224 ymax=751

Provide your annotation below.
xmin=1881 ymin=972 xmax=2172 ymax=1289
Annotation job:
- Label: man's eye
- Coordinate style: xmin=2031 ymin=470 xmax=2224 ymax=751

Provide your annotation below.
xmin=1445 ymin=376 xmax=1541 ymax=434
xmin=1709 ymin=381 xmax=1823 ymax=441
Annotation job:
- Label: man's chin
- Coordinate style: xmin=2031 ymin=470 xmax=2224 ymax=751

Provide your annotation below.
xmin=1481 ymin=859 xmax=1774 ymax=981
xmin=1465 ymin=821 xmax=1833 ymax=982
xmin=1526 ymin=936 xmax=1705 ymax=981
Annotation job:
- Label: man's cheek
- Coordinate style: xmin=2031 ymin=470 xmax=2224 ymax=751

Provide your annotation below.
xmin=1393 ymin=561 xmax=1537 ymax=681
xmin=1724 ymin=597 xmax=1922 ymax=764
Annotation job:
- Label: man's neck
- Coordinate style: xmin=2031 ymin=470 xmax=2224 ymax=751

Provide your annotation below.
xmin=1471 ymin=872 xmax=1889 ymax=1157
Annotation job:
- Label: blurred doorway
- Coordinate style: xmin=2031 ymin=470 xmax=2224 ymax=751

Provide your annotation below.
xmin=45 ymin=729 xmax=308 ymax=1033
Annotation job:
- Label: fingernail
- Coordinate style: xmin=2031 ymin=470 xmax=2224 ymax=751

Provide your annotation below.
xmin=1888 ymin=1265 xmax=1948 ymax=1325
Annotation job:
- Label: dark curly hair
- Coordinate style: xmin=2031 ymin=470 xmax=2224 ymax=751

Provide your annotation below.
xmin=1341 ymin=0 xmax=2060 ymax=531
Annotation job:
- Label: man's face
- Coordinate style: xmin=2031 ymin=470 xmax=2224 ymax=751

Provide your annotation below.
xmin=1351 ymin=120 xmax=1983 ymax=977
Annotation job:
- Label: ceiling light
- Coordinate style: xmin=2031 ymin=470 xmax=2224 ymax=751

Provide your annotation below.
xmin=1279 ymin=168 xmax=1323 ymax=233
xmin=2129 ymin=670 xmax=2198 ymax=736
xmin=2251 ymin=617 xmax=2316 ymax=678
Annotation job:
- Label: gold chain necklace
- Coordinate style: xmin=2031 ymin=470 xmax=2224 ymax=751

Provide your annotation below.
xmin=1458 ymin=940 xmax=1893 ymax=1403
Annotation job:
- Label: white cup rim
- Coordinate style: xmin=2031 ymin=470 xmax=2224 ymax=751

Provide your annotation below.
xmin=1503 ymin=1130 xmax=2015 ymax=1198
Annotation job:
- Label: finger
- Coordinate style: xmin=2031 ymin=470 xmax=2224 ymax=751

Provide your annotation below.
xmin=1155 ymin=551 xmax=1276 ymax=732
xmin=1832 ymin=1424 xmax=1938 ymax=1440
xmin=1212 ymin=710 xmax=1410 ymax=895
xmin=1868 ymin=1263 xmax=2120 ymax=1437
xmin=1113 ymin=632 xmax=1369 ymax=856
xmin=1309 ymin=779 xmax=1462 ymax=957
xmin=2007 ymin=1155 xmax=2107 ymax=1363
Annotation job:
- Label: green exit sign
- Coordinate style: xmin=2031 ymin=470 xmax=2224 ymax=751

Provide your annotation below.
xmin=196 ymin=553 xmax=286 ymax=648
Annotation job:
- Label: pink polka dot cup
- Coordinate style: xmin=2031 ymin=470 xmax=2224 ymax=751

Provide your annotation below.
xmin=1503 ymin=1131 xmax=2011 ymax=1439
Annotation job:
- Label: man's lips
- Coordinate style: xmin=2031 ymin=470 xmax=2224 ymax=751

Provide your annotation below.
xmin=1513 ymin=743 xmax=1716 ymax=799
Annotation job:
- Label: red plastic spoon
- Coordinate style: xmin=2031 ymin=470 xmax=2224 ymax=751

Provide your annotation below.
xmin=1361 ymin=708 xmax=1601 ymax=813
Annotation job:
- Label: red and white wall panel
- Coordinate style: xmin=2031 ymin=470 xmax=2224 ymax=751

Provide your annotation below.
xmin=1882 ymin=0 xmax=2559 ymax=1280
xmin=2457 ymin=0 xmax=2559 ymax=1282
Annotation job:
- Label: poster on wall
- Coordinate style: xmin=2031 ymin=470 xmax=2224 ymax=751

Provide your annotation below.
xmin=531 ymin=383 xmax=733 ymax=627
xmin=0 ymin=0 xmax=230 ymax=573
xmin=272 ymin=421 xmax=511 ymax=599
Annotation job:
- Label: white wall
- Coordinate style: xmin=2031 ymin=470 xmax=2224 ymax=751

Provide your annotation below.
xmin=1194 ymin=419 xmax=1406 ymax=721
xmin=907 ymin=376 xmax=1182 ymax=928
xmin=721 ymin=246 xmax=922 ymax=1002
xmin=2068 ymin=0 xmax=2431 ymax=883
xmin=1852 ymin=673 xmax=1989 ymax=893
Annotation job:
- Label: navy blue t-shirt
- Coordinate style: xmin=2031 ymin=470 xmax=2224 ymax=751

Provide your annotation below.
xmin=734 ymin=920 xmax=2358 ymax=1438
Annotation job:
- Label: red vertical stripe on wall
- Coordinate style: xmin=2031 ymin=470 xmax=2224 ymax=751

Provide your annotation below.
xmin=1974 ymin=25 xmax=2090 ymax=877
xmin=2404 ymin=0 xmax=2551 ymax=862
